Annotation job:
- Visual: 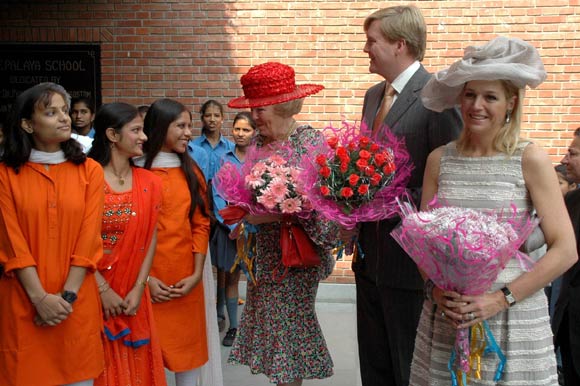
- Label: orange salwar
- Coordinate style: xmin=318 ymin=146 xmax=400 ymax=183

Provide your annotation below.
xmin=94 ymin=168 xmax=167 ymax=386
xmin=149 ymin=166 xmax=210 ymax=371
xmin=0 ymin=159 xmax=105 ymax=386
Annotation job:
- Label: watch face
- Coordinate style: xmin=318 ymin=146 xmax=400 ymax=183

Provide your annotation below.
xmin=62 ymin=291 xmax=77 ymax=304
xmin=501 ymin=287 xmax=516 ymax=305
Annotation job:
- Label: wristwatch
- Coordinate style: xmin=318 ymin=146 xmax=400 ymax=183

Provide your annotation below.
xmin=500 ymin=286 xmax=516 ymax=307
xmin=61 ymin=290 xmax=78 ymax=304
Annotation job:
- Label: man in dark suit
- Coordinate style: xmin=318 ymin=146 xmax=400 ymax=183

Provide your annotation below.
xmin=554 ymin=127 xmax=580 ymax=386
xmin=352 ymin=6 xmax=462 ymax=386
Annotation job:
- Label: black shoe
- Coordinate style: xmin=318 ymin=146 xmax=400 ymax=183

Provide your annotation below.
xmin=222 ymin=328 xmax=237 ymax=347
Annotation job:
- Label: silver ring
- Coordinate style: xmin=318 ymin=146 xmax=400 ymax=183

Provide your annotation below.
xmin=440 ymin=310 xmax=446 ymax=318
xmin=468 ymin=311 xmax=475 ymax=321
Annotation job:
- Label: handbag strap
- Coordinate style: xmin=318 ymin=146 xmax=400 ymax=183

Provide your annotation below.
xmin=271 ymin=260 xmax=289 ymax=283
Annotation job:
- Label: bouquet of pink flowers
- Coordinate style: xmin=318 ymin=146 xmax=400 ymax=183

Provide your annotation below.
xmin=214 ymin=145 xmax=314 ymax=283
xmin=391 ymin=197 xmax=538 ymax=386
xmin=245 ymin=154 xmax=309 ymax=215
xmin=214 ymin=146 xmax=311 ymax=220
xmin=300 ymin=120 xmax=412 ymax=256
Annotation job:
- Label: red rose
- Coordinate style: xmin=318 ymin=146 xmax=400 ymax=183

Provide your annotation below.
xmin=340 ymin=162 xmax=349 ymax=173
xmin=359 ymin=149 xmax=371 ymax=160
xmin=356 ymin=158 xmax=368 ymax=170
xmin=336 ymin=147 xmax=348 ymax=159
xmin=348 ymin=141 xmax=357 ymax=151
xmin=374 ymin=152 xmax=386 ymax=166
xmin=340 ymin=187 xmax=354 ymax=198
xmin=349 ymin=173 xmax=360 ymax=186
xmin=370 ymin=143 xmax=380 ymax=152
xmin=383 ymin=162 xmax=396 ymax=174
xmin=316 ymin=154 xmax=327 ymax=166
xmin=359 ymin=136 xmax=370 ymax=147
xmin=370 ymin=173 xmax=382 ymax=186
xmin=319 ymin=166 xmax=331 ymax=178
xmin=364 ymin=165 xmax=376 ymax=176
xmin=327 ymin=136 xmax=339 ymax=149
xmin=320 ymin=185 xmax=331 ymax=196
xmin=358 ymin=184 xmax=369 ymax=195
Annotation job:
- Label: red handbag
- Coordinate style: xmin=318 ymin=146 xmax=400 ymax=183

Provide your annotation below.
xmin=272 ymin=221 xmax=321 ymax=282
xmin=280 ymin=222 xmax=320 ymax=267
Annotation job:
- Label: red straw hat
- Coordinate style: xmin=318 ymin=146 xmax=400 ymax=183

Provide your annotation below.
xmin=228 ymin=62 xmax=324 ymax=109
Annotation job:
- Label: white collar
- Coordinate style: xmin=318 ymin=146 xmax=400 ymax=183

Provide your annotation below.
xmin=29 ymin=149 xmax=67 ymax=164
xmin=133 ymin=152 xmax=181 ymax=168
xmin=390 ymin=61 xmax=421 ymax=95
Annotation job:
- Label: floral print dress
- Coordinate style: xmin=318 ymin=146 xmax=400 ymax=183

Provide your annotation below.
xmin=228 ymin=125 xmax=339 ymax=384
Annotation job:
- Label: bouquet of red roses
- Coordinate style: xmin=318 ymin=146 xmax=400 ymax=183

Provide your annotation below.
xmin=300 ymin=120 xmax=412 ymax=256
xmin=316 ymin=136 xmax=396 ymax=212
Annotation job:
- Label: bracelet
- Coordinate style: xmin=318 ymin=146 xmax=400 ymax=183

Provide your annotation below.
xmin=98 ymin=283 xmax=110 ymax=294
xmin=32 ymin=292 xmax=48 ymax=307
xmin=424 ymin=279 xmax=435 ymax=303
xmin=97 ymin=280 xmax=109 ymax=289
xmin=135 ymin=276 xmax=149 ymax=288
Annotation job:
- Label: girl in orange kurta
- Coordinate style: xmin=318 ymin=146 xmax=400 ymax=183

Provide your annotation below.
xmin=88 ymin=102 xmax=167 ymax=386
xmin=135 ymin=98 xmax=210 ymax=386
xmin=0 ymin=83 xmax=105 ymax=386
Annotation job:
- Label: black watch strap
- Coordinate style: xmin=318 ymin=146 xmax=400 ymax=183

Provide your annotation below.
xmin=61 ymin=290 xmax=78 ymax=304
xmin=500 ymin=286 xmax=516 ymax=307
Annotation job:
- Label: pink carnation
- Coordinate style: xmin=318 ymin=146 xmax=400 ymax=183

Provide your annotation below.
xmin=245 ymin=174 xmax=265 ymax=189
xmin=290 ymin=168 xmax=302 ymax=183
xmin=251 ymin=162 xmax=268 ymax=176
xmin=269 ymin=155 xmax=287 ymax=166
xmin=280 ymin=197 xmax=303 ymax=214
xmin=268 ymin=178 xmax=289 ymax=201
xmin=271 ymin=166 xmax=289 ymax=178
xmin=257 ymin=189 xmax=278 ymax=210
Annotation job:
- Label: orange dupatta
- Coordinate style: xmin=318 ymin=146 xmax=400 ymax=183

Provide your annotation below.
xmin=98 ymin=168 xmax=162 ymax=347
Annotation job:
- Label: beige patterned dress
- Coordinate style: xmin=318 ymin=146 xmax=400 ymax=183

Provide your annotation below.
xmin=409 ymin=141 xmax=558 ymax=386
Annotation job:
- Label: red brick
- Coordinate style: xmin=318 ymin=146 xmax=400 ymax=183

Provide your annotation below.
xmin=1 ymin=1 xmax=579 ymax=284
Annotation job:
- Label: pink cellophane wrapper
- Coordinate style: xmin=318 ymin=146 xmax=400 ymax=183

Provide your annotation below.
xmin=299 ymin=120 xmax=413 ymax=229
xmin=213 ymin=141 xmax=312 ymax=218
xmin=390 ymin=197 xmax=539 ymax=375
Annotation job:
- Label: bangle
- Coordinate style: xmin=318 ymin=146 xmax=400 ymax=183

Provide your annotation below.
xmin=32 ymin=293 xmax=48 ymax=307
xmin=424 ymin=279 xmax=435 ymax=303
xmin=97 ymin=280 xmax=109 ymax=290
xmin=135 ymin=276 xmax=149 ymax=288
xmin=99 ymin=283 xmax=110 ymax=294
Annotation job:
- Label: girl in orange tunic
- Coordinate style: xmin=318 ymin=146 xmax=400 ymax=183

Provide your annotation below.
xmin=135 ymin=98 xmax=210 ymax=386
xmin=88 ymin=102 xmax=167 ymax=386
xmin=0 ymin=83 xmax=105 ymax=386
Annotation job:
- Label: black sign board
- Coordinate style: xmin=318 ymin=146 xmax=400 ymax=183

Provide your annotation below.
xmin=0 ymin=43 xmax=101 ymax=120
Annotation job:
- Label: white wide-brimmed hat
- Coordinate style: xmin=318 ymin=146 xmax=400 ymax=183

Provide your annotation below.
xmin=421 ymin=36 xmax=547 ymax=112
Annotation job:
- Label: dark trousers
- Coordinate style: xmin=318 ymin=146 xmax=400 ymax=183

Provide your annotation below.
xmin=559 ymin=315 xmax=580 ymax=386
xmin=355 ymin=273 xmax=423 ymax=386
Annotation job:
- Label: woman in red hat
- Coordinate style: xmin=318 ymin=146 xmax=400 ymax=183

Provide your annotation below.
xmin=226 ymin=62 xmax=339 ymax=386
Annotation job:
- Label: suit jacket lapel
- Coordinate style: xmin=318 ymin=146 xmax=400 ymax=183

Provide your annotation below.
xmin=386 ymin=66 xmax=430 ymax=129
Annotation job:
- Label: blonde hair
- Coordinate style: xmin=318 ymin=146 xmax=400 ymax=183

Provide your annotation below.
xmin=273 ymin=98 xmax=304 ymax=118
xmin=363 ymin=6 xmax=426 ymax=61
xmin=456 ymin=80 xmax=523 ymax=156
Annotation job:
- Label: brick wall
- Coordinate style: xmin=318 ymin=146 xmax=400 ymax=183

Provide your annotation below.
xmin=1 ymin=0 xmax=579 ymax=284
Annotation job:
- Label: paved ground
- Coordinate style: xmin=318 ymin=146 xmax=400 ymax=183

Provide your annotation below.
xmin=166 ymin=283 xmax=361 ymax=386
